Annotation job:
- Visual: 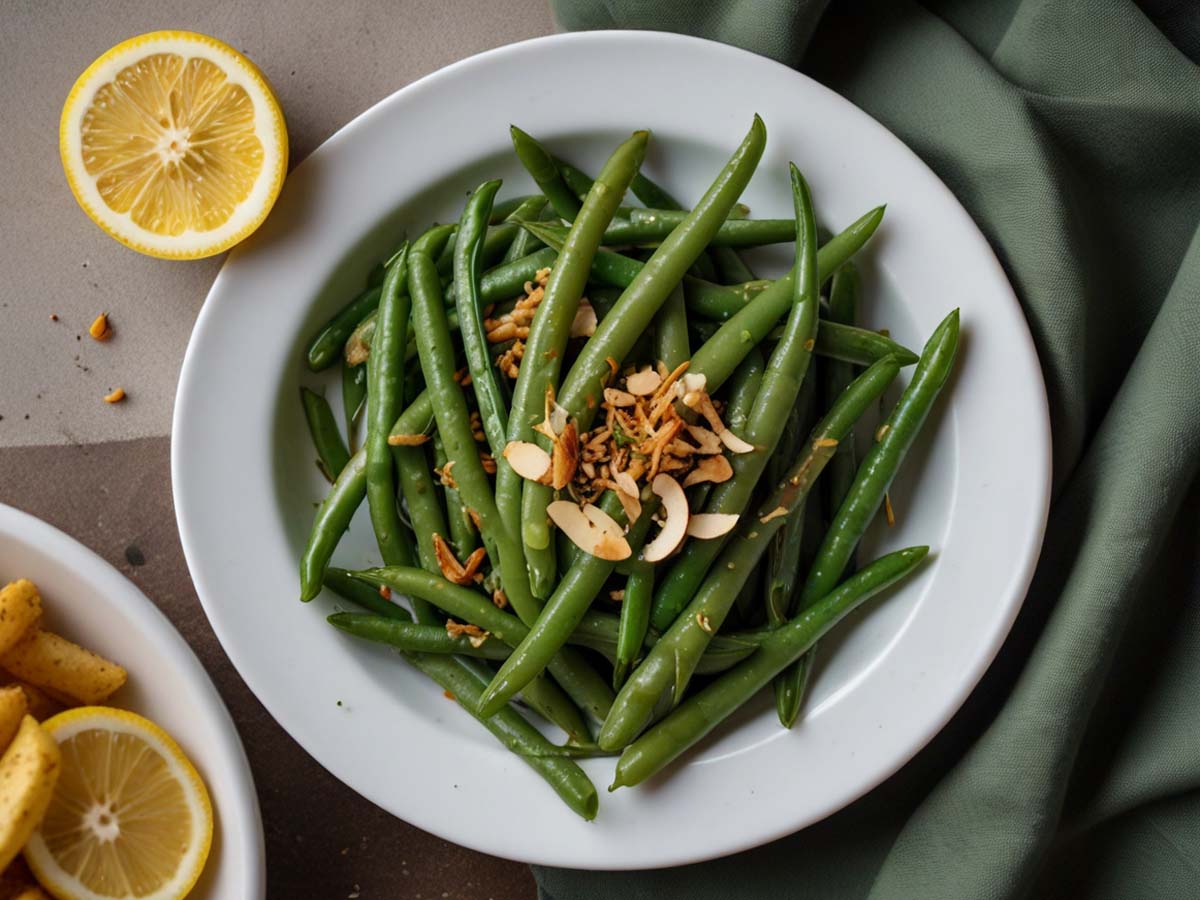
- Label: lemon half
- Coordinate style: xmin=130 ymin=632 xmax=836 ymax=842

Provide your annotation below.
xmin=60 ymin=30 xmax=287 ymax=259
xmin=23 ymin=707 xmax=213 ymax=900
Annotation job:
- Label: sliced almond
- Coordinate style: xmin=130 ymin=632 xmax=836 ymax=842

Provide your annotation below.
xmin=682 ymin=455 xmax=734 ymax=487
xmin=550 ymin=421 xmax=579 ymax=489
xmin=643 ymin=473 xmax=689 ymax=563
xmin=570 ymin=300 xmax=597 ymax=338
xmin=718 ymin=429 xmax=755 ymax=454
xmin=626 ymin=367 xmax=663 ymax=396
xmin=685 ymin=425 xmax=724 ymax=455
xmin=547 ymin=500 xmax=631 ymax=561
xmin=603 ymin=387 xmax=637 ymax=408
xmin=680 ymin=372 xmax=707 ymax=396
xmin=503 ymin=441 xmax=552 ymax=482
xmin=613 ymin=470 xmax=639 ymax=498
xmin=686 ymin=513 xmax=739 ymax=539
xmin=759 ymin=506 xmax=788 ymax=524
xmin=433 ymin=534 xmax=487 ymax=585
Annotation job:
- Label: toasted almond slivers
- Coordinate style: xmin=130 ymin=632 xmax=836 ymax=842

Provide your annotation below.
xmin=503 ymin=441 xmax=552 ymax=482
xmin=570 ymin=300 xmax=597 ymax=338
xmin=643 ymin=473 xmax=689 ymax=563
xmin=678 ymin=372 xmax=707 ymax=398
xmin=603 ymin=388 xmax=637 ymax=408
xmin=626 ymin=367 xmax=663 ymax=396
xmin=547 ymin=500 xmax=631 ymax=561
xmin=686 ymin=513 xmax=739 ymax=539
xmin=550 ymin=421 xmax=580 ymax=489
xmin=685 ymin=425 xmax=724 ymax=454
xmin=719 ymin=429 xmax=755 ymax=454
xmin=759 ymin=505 xmax=788 ymax=524
xmin=388 ymin=433 xmax=430 ymax=447
xmin=682 ymin=455 xmax=733 ymax=487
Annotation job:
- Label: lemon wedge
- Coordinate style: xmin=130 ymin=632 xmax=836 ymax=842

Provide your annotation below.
xmin=23 ymin=707 xmax=213 ymax=900
xmin=60 ymin=30 xmax=287 ymax=259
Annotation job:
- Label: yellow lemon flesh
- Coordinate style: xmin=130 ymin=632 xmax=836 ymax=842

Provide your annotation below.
xmin=23 ymin=707 xmax=213 ymax=900
xmin=60 ymin=31 xmax=287 ymax=259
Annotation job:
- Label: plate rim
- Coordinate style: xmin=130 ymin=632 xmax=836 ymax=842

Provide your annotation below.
xmin=173 ymin=28 xmax=1051 ymax=869
xmin=0 ymin=502 xmax=266 ymax=898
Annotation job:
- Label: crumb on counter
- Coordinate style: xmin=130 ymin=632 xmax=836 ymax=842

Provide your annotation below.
xmin=89 ymin=312 xmax=113 ymax=341
xmin=103 ymin=387 xmax=126 ymax=404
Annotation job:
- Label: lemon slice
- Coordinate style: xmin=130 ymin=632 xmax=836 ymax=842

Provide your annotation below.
xmin=60 ymin=30 xmax=287 ymax=259
xmin=23 ymin=707 xmax=213 ymax=900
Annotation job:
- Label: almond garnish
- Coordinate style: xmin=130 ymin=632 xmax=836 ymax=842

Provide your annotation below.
xmin=547 ymin=500 xmax=631 ymax=561
xmin=432 ymin=534 xmax=487 ymax=585
xmin=550 ymin=421 xmax=579 ymax=489
xmin=686 ymin=513 xmax=739 ymax=539
xmin=682 ymin=455 xmax=733 ymax=487
xmin=603 ymin=388 xmax=637 ymax=408
xmin=446 ymin=620 xmax=490 ymax=648
xmin=388 ymin=433 xmax=430 ymax=447
xmin=570 ymin=300 xmax=597 ymax=338
xmin=625 ymin=367 xmax=663 ymax=396
xmin=718 ymin=429 xmax=755 ymax=454
xmin=685 ymin=425 xmax=724 ymax=454
xmin=643 ymin=474 xmax=689 ymax=563
xmin=759 ymin=506 xmax=788 ymax=524
xmin=503 ymin=441 xmax=552 ymax=482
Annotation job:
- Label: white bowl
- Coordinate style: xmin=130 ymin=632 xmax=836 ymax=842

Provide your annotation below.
xmin=173 ymin=30 xmax=1050 ymax=869
xmin=0 ymin=504 xmax=264 ymax=897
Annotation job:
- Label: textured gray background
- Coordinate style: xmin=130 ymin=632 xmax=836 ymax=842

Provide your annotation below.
xmin=1 ymin=1 xmax=558 ymax=896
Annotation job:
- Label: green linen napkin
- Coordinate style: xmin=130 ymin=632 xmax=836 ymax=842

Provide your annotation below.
xmin=539 ymin=2 xmax=1200 ymax=897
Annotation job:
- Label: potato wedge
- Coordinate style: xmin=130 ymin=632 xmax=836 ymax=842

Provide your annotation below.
xmin=0 ymin=716 xmax=61 ymax=872
xmin=0 ymin=688 xmax=27 ymax=753
xmin=0 ymin=631 xmax=126 ymax=705
xmin=0 ymin=582 xmax=40 ymax=658
xmin=0 ymin=680 xmax=61 ymax=725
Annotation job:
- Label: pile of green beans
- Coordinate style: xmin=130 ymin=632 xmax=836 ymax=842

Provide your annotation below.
xmin=296 ymin=118 xmax=960 ymax=816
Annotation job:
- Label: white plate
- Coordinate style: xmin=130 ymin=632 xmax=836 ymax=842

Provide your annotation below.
xmin=0 ymin=504 xmax=264 ymax=897
xmin=173 ymin=31 xmax=1050 ymax=869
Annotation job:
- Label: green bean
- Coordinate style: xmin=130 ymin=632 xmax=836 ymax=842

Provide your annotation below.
xmin=301 ymin=387 xmax=351 ymax=482
xmin=501 ymin=196 xmax=548 ymax=264
xmin=511 ymin=126 xmax=582 ymax=221
xmin=489 ymin=193 xmax=538 ymax=223
xmin=764 ymin=379 xmax=813 ymax=625
xmin=649 ymin=353 xmax=900 ymax=632
xmin=324 ymin=567 xmax=408 ymax=619
xmin=298 ymin=389 xmax=436 ymax=602
xmin=800 ymin=309 xmax=959 ymax=609
xmin=366 ymin=242 xmax=417 ymax=569
xmin=653 ymin=282 xmax=690 ymax=369
xmin=557 ymin=116 xmax=767 ymax=438
xmin=307 ymin=284 xmax=381 ymax=371
xmin=521 ymin=220 xmax=767 ymax=317
xmin=328 ymin=592 xmax=596 ymax=817
xmin=685 ymin=206 xmax=885 ymax=392
xmin=408 ymin=247 xmax=528 ymax=611
xmin=647 ymin=164 xmax=821 ymax=635
xmin=299 ymin=447 xmax=366 ymax=601
xmin=354 ymin=566 xmax=610 ymax=727
xmin=479 ymin=495 xmax=657 ymax=717
xmin=341 ymin=358 xmax=367 ymax=453
xmin=723 ymin=346 xmax=766 ymax=435
xmin=555 ymin=158 xmax=594 ymax=200
xmin=613 ymin=562 xmax=653 ymax=690
xmin=454 ymin=180 xmax=509 ymax=457
xmin=712 ymin=243 xmax=756 ymax=285
xmin=611 ymin=546 xmax=930 ymax=786
xmin=598 ymin=435 xmax=841 ymax=750
xmin=691 ymin=317 xmax=917 ymax=368
xmin=774 ymin=264 xmax=863 ymax=726
xmin=328 ymin=612 xmax=512 ymax=659
xmin=567 ymin=609 xmax=763 ymax=675
xmin=823 ymin=265 xmax=864 ymax=514
xmin=602 ymin=209 xmax=791 ymax=247
xmin=683 ymin=276 xmax=771 ymax=320
xmin=392 ymin=426 xmax=450 ymax=625
xmin=498 ymin=131 xmax=649 ymax=598
xmin=416 ymin=654 xmax=599 ymax=818
xmin=433 ymin=432 xmax=477 ymax=555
